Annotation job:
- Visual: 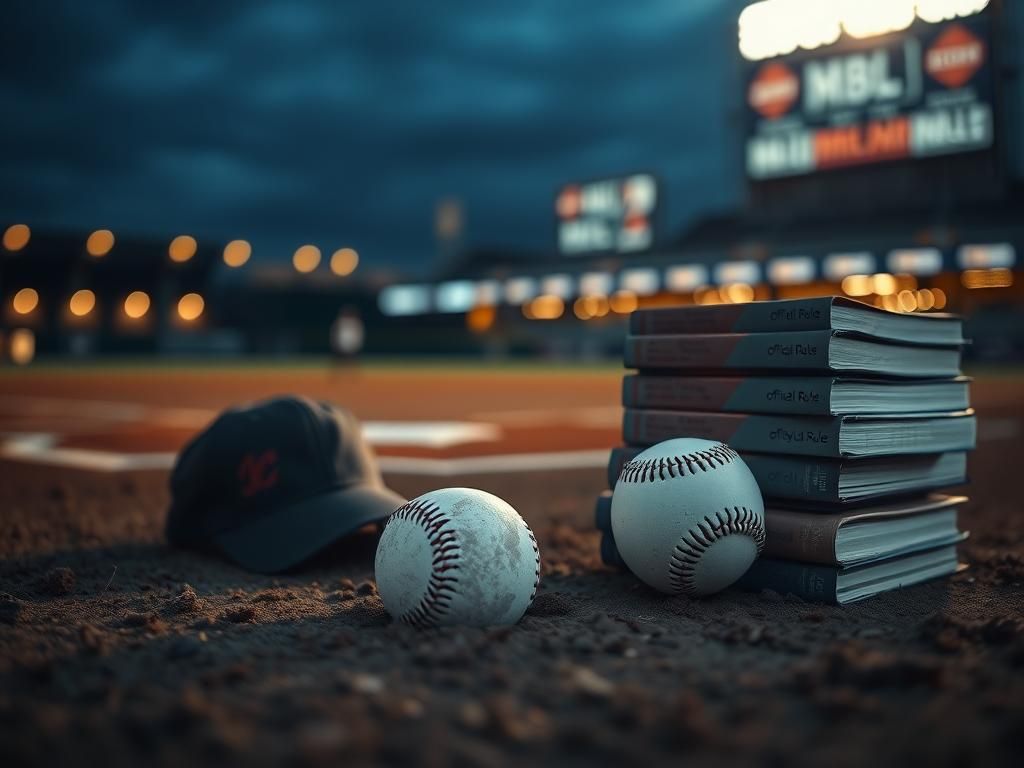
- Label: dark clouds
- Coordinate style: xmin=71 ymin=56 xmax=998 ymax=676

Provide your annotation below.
xmin=0 ymin=0 xmax=742 ymax=274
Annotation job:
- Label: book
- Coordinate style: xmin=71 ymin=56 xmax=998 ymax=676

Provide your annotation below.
xmin=622 ymin=408 xmax=977 ymax=458
xmin=622 ymin=374 xmax=971 ymax=416
xmin=593 ymin=493 xmax=967 ymax=570
xmin=629 ymin=296 xmax=965 ymax=347
xmin=624 ymin=331 xmax=962 ymax=377
xmin=735 ymin=544 xmax=964 ymax=604
xmin=606 ymin=447 xmax=969 ymax=504
xmin=760 ymin=494 xmax=966 ymax=566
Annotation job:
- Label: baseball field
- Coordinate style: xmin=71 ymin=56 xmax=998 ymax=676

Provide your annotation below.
xmin=1 ymin=362 xmax=1022 ymax=766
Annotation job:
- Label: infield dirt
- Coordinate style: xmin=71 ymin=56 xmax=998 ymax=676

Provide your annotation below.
xmin=1 ymin=368 xmax=1022 ymax=767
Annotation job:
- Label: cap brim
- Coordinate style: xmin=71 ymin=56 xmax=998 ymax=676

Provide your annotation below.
xmin=212 ymin=484 xmax=406 ymax=573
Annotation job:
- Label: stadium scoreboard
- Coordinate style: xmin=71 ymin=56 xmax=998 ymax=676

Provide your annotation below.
xmin=556 ymin=174 xmax=658 ymax=256
xmin=742 ymin=1 xmax=995 ymax=180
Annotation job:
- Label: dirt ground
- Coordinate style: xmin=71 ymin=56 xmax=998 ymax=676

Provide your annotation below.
xmin=1 ymin=366 xmax=1022 ymax=767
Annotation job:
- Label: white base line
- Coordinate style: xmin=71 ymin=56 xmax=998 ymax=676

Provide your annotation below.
xmin=0 ymin=433 xmax=608 ymax=476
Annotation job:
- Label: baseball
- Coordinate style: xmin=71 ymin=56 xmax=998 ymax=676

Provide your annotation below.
xmin=375 ymin=487 xmax=541 ymax=627
xmin=611 ymin=438 xmax=765 ymax=596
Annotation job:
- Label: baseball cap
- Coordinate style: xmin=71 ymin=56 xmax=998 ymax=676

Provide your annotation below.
xmin=166 ymin=395 xmax=406 ymax=573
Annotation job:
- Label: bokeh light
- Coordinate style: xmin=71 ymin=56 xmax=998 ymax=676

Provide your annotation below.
xmin=69 ymin=290 xmax=96 ymax=317
xmin=124 ymin=291 xmax=151 ymax=319
xmin=12 ymin=288 xmax=39 ymax=315
xmin=177 ymin=293 xmax=205 ymax=321
xmin=86 ymin=229 xmax=115 ymax=257
xmin=523 ymin=295 xmax=564 ymax=320
xmin=223 ymin=239 xmax=251 ymax=268
xmin=3 ymin=224 xmax=30 ymax=252
xmin=168 ymin=235 xmax=197 ymax=263
xmin=292 ymin=245 xmax=321 ymax=273
xmin=9 ymin=328 xmax=35 ymax=365
xmin=609 ymin=290 xmax=639 ymax=314
xmin=330 ymin=247 xmax=359 ymax=276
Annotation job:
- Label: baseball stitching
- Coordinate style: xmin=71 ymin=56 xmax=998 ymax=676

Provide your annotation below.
xmin=617 ymin=442 xmax=739 ymax=484
xmin=384 ymin=497 xmax=461 ymax=627
xmin=527 ymin=526 xmax=541 ymax=603
xmin=666 ymin=506 xmax=766 ymax=594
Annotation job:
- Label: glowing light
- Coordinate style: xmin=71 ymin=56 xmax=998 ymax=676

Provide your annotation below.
xmin=3 ymin=224 xmax=30 ymax=252
xmin=330 ymin=247 xmax=359 ymax=276
xmin=579 ymin=272 xmax=613 ymax=297
xmin=724 ymin=283 xmax=755 ymax=304
xmin=523 ymin=295 xmax=564 ymax=321
xmin=223 ymin=240 xmax=252 ymax=268
xmin=124 ymin=291 xmax=151 ymax=319
xmin=9 ymin=328 xmax=34 ymax=365
xmin=505 ymin=277 xmax=538 ymax=305
xmin=69 ymin=289 xmax=96 ymax=317
xmin=666 ymin=265 xmax=708 ymax=293
xmin=888 ymin=248 xmax=943 ymax=276
xmin=609 ymin=290 xmax=638 ymax=314
xmin=620 ymin=268 xmax=660 ymax=296
xmin=738 ymin=0 xmax=991 ymax=61
xmin=957 ymin=243 xmax=1015 ymax=270
xmin=168 ymin=235 xmax=197 ymax=263
xmin=574 ymin=295 xmax=611 ymax=321
xmin=436 ymin=281 xmax=476 ymax=313
xmin=379 ymin=285 xmax=431 ymax=316
xmin=872 ymin=273 xmax=898 ymax=296
xmin=962 ymin=268 xmax=1013 ymax=289
xmin=932 ymin=287 xmax=948 ymax=309
xmin=842 ymin=275 xmax=873 ymax=297
xmin=292 ymin=245 xmax=321 ymax=273
xmin=12 ymin=288 xmax=39 ymax=315
xmin=916 ymin=288 xmax=936 ymax=311
xmin=768 ymin=256 xmax=815 ymax=286
xmin=825 ymin=252 xmax=876 ymax=281
xmin=177 ymin=293 xmax=205 ymax=321
xmin=86 ymin=229 xmax=115 ymax=257
xmin=897 ymin=289 xmax=919 ymax=312
xmin=467 ymin=305 xmax=496 ymax=333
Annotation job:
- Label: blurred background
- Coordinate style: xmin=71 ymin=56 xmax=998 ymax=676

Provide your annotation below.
xmin=2 ymin=0 xmax=1022 ymax=365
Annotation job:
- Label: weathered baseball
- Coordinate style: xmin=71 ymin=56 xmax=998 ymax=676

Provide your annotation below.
xmin=375 ymin=487 xmax=541 ymax=627
xmin=611 ymin=438 xmax=765 ymax=596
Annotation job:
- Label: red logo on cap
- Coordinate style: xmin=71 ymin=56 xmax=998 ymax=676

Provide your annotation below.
xmin=926 ymin=24 xmax=985 ymax=89
xmin=239 ymin=450 xmax=279 ymax=497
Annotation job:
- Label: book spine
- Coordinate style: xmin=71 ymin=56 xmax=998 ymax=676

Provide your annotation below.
xmin=624 ymin=331 xmax=835 ymax=372
xmin=736 ymin=559 xmax=840 ymax=603
xmin=761 ymin=511 xmax=843 ymax=564
xmin=607 ymin=446 xmax=643 ymax=488
xmin=629 ymin=297 xmax=833 ymax=335
xmin=594 ymin=492 xmax=613 ymax=532
xmin=622 ymin=374 xmax=835 ymax=415
xmin=741 ymin=454 xmax=843 ymax=502
xmin=622 ymin=409 xmax=844 ymax=458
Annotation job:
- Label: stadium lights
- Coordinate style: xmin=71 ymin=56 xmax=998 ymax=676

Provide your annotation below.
xmin=620 ymin=268 xmax=660 ymax=296
xmin=177 ymin=293 xmax=205 ymax=321
xmin=714 ymin=261 xmax=761 ymax=286
xmin=330 ymin=247 xmax=359 ymax=277
xmin=223 ymin=240 xmax=252 ymax=268
xmin=665 ymin=265 xmax=708 ymax=293
xmin=169 ymin=235 xmax=198 ymax=263
xmin=9 ymin=328 xmax=35 ymax=365
xmin=3 ymin=224 xmax=30 ymax=252
xmin=888 ymin=248 xmax=943 ymax=276
xmin=124 ymin=291 xmax=151 ymax=319
xmin=609 ymin=290 xmax=639 ymax=314
xmin=436 ymin=281 xmax=477 ymax=313
xmin=505 ymin=277 xmax=538 ymax=305
xmin=957 ymin=243 xmax=1015 ymax=270
xmin=523 ymin=295 xmax=564 ymax=321
xmin=739 ymin=0 xmax=991 ymax=61
xmin=768 ymin=256 xmax=815 ymax=285
xmin=86 ymin=229 xmax=115 ymax=257
xmin=292 ymin=244 xmax=321 ymax=273
xmin=12 ymin=288 xmax=39 ymax=315
xmin=379 ymin=285 xmax=431 ymax=316
xmin=69 ymin=289 xmax=96 ymax=317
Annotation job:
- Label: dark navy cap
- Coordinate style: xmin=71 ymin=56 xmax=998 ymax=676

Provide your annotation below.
xmin=166 ymin=395 xmax=406 ymax=573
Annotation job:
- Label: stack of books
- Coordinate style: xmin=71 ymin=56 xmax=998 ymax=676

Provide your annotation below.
xmin=595 ymin=296 xmax=976 ymax=604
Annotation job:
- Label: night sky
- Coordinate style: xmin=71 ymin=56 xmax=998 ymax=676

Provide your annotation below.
xmin=0 ymin=1 xmax=742 ymax=275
